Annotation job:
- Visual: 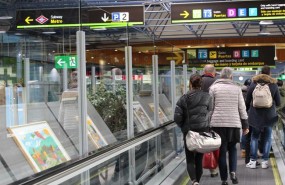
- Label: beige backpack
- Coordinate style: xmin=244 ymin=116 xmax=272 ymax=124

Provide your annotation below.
xmin=252 ymin=83 xmax=272 ymax=108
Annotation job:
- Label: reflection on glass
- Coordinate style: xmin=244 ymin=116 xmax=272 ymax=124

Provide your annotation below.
xmin=148 ymin=103 xmax=169 ymax=124
xmin=133 ymin=101 xmax=154 ymax=131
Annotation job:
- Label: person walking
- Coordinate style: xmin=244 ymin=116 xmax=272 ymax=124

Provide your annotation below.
xmin=209 ymin=67 xmax=249 ymax=185
xmin=201 ymin=64 xmax=219 ymax=177
xmin=246 ymin=66 xmax=281 ymax=169
xmin=241 ymin=79 xmax=251 ymax=161
xmin=174 ymin=74 xmax=213 ymax=185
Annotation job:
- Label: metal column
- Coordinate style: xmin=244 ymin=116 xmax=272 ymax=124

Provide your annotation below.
xmin=183 ymin=64 xmax=188 ymax=94
xmin=125 ymin=46 xmax=135 ymax=184
xmin=170 ymin=60 xmax=176 ymax=118
xmin=77 ymin=31 xmax=88 ymax=155
xmin=91 ymin=66 xmax=96 ymax=93
xmin=152 ymin=55 xmax=162 ymax=173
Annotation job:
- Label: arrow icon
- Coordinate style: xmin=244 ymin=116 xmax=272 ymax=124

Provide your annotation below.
xmin=25 ymin=16 xmax=34 ymax=24
xmin=57 ymin=59 xmax=66 ymax=66
xmin=101 ymin=13 xmax=109 ymax=22
xmin=180 ymin=11 xmax=189 ymax=19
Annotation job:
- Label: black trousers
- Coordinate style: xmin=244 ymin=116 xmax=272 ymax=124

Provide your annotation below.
xmin=184 ymin=138 xmax=204 ymax=182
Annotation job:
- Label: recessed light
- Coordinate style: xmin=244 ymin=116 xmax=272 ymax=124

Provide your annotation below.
xmin=0 ymin=16 xmax=13 ymax=20
xmin=259 ymin=20 xmax=273 ymax=25
xmin=115 ymin=49 xmax=118 ymax=51
xmin=187 ymin=45 xmax=191 ymax=48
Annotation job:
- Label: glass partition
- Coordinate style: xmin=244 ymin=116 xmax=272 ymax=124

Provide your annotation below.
xmin=0 ymin=2 xmax=183 ymax=185
xmin=54 ymin=123 xmax=179 ymax=185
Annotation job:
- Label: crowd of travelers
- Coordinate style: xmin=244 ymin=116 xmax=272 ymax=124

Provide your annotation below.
xmin=174 ymin=65 xmax=282 ymax=185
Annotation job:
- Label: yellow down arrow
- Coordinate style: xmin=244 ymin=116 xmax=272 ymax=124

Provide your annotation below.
xmin=25 ymin=16 xmax=33 ymax=24
xmin=180 ymin=11 xmax=189 ymax=19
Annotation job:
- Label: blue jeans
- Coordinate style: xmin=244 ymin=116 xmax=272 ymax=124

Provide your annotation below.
xmin=250 ymin=126 xmax=272 ymax=161
xmin=240 ymin=134 xmax=246 ymax=150
xmin=219 ymin=141 xmax=237 ymax=181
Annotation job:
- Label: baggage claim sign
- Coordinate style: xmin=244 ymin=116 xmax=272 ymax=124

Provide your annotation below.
xmin=171 ymin=1 xmax=285 ymax=23
xmin=186 ymin=46 xmax=275 ymax=68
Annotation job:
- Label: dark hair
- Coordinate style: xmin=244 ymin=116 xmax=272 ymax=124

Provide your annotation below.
xmin=244 ymin=78 xmax=252 ymax=86
xmin=190 ymin=74 xmax=202 ymax=89
xmin=277 ymin=79 xmax=283 ymax=87
xmin=261 ymin=65 xmax=270 ymax=75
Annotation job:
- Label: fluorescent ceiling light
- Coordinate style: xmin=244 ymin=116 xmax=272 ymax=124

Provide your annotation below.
xmin=93 ymin=28 xmax=106 ymax=31
xmin=259 ymin=20 xmax=273 ymax=25
xmin=42 ymin=31 xmax=56 ymax=34
xmin=14 ymin=33 xmax=24 ymax=35
xmin=0 ymin=16 xmax=13 ymax=20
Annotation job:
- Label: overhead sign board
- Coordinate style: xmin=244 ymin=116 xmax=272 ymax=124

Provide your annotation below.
xmin=16 ymin=6 xmax=144 ymax=28
xmin=186 ymin=46 xmax=275 ymax=68
xmin=171 ymin=1 xmax=285 ymax=23
xmin=55 ymin=55 xmax=77 ymax=69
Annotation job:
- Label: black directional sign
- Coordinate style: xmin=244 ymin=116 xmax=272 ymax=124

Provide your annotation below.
xmin=16 ymin=6 xmax=144 ymax=28
xmin=187 ymin=46 xmax=275 ymax=68
xmin=171 ymin=1 xmax=285 ymax=24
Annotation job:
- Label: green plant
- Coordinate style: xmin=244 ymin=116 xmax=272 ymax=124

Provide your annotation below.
xmin=88 ymin=83 xmax=127 ymax=135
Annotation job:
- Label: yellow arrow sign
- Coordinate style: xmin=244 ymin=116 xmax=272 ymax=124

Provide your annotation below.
xmin=180 ymin=11 xmax=189 ymax=19
xmin=25 ymin=16 xmax=33 ymax=24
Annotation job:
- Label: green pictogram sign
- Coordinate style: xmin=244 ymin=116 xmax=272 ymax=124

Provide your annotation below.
xmin=55 ymin=55 xmax=77 ymax=69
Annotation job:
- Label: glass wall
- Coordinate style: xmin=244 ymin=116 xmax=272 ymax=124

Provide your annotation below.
xmin=0 ymin=2 xmax=185 ymax=184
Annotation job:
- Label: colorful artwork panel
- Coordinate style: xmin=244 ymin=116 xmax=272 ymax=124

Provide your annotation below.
xmin=8 ymin=121 xmax=71 ymax=172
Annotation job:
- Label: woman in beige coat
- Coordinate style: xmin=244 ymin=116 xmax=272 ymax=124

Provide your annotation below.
xmin=209 ymin=67 xmax=249 ymax=185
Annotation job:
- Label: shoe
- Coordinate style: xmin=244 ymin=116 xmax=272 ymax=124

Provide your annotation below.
xmin=241 ymin=149 xmax=246 ymax=158
xmin=261 ymin=160 xmax=269 ymax=169
xmin=230 ymin=172 xmax=239 ymax=184
xmin=221 ymin=181 xmax=228 ymax=185
xmin=210 ymin=172 xmax=219 ymax=177
xmin=246 ymin=160 xmax=257 ymax=169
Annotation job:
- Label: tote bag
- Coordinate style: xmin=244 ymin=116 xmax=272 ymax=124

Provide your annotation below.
xmin=186 ymin=130 xmax=221 ymax=153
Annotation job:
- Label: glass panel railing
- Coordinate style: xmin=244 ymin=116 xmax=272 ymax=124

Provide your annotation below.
xmin=18 ymin=122 xmax=179 ymax=185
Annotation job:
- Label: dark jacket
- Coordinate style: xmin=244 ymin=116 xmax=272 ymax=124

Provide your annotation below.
xmin=246 ymin=74 xmax=281 ymax=129
xmin=277 ymin=86 xmax=285 ymax=113
xmin=201 ymin=74 xmax=216 ymax=93
xmin=174 ymin=89 xmax=212 ymax=134
xmin=242 ymin=85 xmax=249 ymax=101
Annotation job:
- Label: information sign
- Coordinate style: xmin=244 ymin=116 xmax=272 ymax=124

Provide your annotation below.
xmin=16 ymin=6 xmax=144 ymax=28
xmin=55 ymin=55 xmax=77 ymax=69
xmin=186 ymin=46 xmax=275 ymax=68
xmin=171 ymin=1 xmax=285 ymax=23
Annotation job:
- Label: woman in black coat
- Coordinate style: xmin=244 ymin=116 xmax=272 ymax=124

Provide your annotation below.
xmin=174 ymin=74 xmax=213 ymax=185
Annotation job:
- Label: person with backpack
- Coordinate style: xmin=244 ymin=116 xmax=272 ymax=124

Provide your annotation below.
xmin=246 ymin=65 xmax=281 ymax=169
xmin=174 ymin=74 xmax=213 ymax=185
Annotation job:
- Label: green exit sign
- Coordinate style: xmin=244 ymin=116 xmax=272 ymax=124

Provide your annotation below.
xmin=55 ymin=55 xmax=77 ymax=69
